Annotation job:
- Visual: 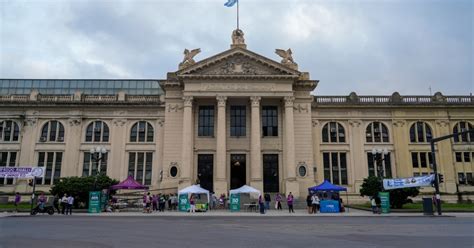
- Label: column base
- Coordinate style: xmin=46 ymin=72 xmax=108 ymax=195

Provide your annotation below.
xmin=214 ymin=180 xmax=228 ymax=196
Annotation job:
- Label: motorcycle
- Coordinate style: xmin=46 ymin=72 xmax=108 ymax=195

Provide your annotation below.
xmin=31 ymin=205 xmax=55 ymax=215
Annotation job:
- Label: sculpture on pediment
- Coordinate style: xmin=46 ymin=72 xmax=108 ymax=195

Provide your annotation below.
xmin=232 ymin=29 xmax=245 ymax=45
xmin=179 ymin=48 xmax=201 ymax=70
xmin=275 ymin=48 xmax=298 ymax=69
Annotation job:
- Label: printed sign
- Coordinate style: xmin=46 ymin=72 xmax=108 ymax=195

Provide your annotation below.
xmin=88 ymin=191 xmax=101 ymax=213
xmin=230 ymin=194 xmax=240 ymax=212
xmin=319 ymin=200 xmax=340 ymax=213
xmin=0 ymin=167 xmax=45 ymax=179
xmin=178 ymin=194 xmax=189 ymax=212
xmin=379 ymin=192 xmax=390 ymax=214
xmin=383 ymin=174 xmax=435 ymax=190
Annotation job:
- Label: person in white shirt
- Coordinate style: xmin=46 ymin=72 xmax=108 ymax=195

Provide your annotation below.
xmin=66 ymin=195 xmax=74 ymax=215
xmin=311 ymin=194 xmax=320 ymax=214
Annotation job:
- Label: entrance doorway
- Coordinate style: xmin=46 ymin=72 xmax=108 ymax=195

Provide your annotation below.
xmin=263 ymin=154 xmax=279 ymax=192
xmin=197 ymin=154 xmax=213 ymax=192
xmin=230 ymin=154 xmax=246 ymax=189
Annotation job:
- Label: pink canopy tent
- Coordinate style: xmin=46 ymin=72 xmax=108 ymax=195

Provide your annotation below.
xmin=109 ymin=175 xmax=149 ymax=190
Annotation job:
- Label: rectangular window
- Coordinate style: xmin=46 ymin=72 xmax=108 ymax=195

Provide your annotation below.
xmin=128 ymin=152 xmax=153 ymax=185
xmin=36 ymin=152 xmax=62 ymax=185
xmin=262 ymin=106 xmax=278 ymax=137
xmin=411 ymin=153 xmax=419 ymax=168
xmin=413 ymin=172 xmax=420 ymax=177
xmin=367 ymin=153 xmax=375 ymax=177
xmin=458 ymin=173 xmax=466 ymax=184
xmin=198 ymin=106 xmax=214 ymax=137
xmin=0 ymin=151 xmax=17 ymax=185
xmin=464 ymin=152 xmax=471 ymax=162
xmin=230 ymin=106 xmax=246 ymax=137
xmin=82 ymin=152 xmax=108 ymax=176
xmin=466 ymin=173 xmax=473 ymax=185
xmin=367 ymin=152 xmax=392 ymax=178
xmin=323 ymin=152 xmax=348 ymax=185
xmin=455 ymin=152 xmax=462 ymax=162
xmin=420 ymin=152 xmax=427 ymax=168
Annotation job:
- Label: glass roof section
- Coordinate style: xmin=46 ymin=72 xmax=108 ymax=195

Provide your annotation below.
xmin=0 ymin=79 xmax=163 ymax=95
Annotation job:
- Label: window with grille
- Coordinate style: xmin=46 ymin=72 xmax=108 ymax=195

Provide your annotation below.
xmin=35 ymin=152 xmax=62 ymax=185
xmin=85 ymin=121 xmax=110 ymax=142
xmin=409 ymin=122 xmax=432 ymax=143
xmin=198 ymin=106 xmax=214 ymax=137
xmin=39 ymin=121 xmax=65 ymax=142
xmin=366 ymin=122 xmax=389 ymax=143
xmin=367 ymin=152 xmax=392 ymax=178
xmin=262 ymin=106 xmax=278 ymax=137
xmin=130 ymin=121 xmax=154 ymax=142
xmin=453 ymin=121 xmax=474 ymax=143
xmin=82 ymin=152 xmax=108 ymax=176
xmin=230 ymin=106 xmax=246 ymax=137
xmin=323 ymin=152 xmax=348 ymax=185
xmin=128 ymin=152 xmax=153 ymax=185
xmin=322 ymin=122 xmax=346 ymax=143
xmin=0 ymin=151 xmax=17 ymax=185
xmin=0 ymin=121 xmax=20 ymax=142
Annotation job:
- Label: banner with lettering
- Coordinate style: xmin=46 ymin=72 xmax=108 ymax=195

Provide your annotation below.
xmin=383 ymin=174 xmax=435 ymax=190
xmin=0 ymin=167 xmax=45 ymax=178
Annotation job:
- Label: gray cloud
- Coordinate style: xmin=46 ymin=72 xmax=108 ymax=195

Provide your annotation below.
xmin=0 ymin=0 xmax=472 ymax=95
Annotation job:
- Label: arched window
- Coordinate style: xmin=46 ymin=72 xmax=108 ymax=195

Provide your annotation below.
xmin=366 ymin=122 xmax=389 ymax=143
xmin=130 ymin=121 xmax=154 ymax=142
xmin=453 ymin=121 xmax=474 ymax=143
xmin=409 ymin=122 xmax=433 ymax=143
xmin=40 ymin=121 xmax=65 ymax=142
xmin=0 ymin=120 xmax=20 ymax=142
xmin=85 ymin=121 xmax=109 ymax=142
xmin=322 ymin=122 xmax=345 ymax=143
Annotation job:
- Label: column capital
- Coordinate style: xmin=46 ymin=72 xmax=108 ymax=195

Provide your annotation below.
xmin=250 ymin=96 xmax=261 ymax=107
xmin=216 ymin=96 xmax=227 ymax=107
xmin=182 ymin=96 xmax=194 ymax=107
xmin=284 ymin=96 xmax=295 ymax=107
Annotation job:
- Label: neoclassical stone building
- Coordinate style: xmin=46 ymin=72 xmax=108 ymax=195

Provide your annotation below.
xmin=1 ymin=31 xmax=473 ymax=200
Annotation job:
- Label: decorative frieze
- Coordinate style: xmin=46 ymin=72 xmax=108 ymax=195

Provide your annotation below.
xmin=167 ymin=104 xmax=182 ymax=112
xmin=68 ymin=118 xmax=82 ymax=126
xmin=293 ymin=103 xmax=309 ymax=113
xmin=348 ymin=120 xmax=361 ymax=127
xmin=392 ymin=120 xmax=406 ymax=127
xmin=436 ymin=120 xmax=450 ymax=127
xmin=113 ymin=119 xmax=127 ymax=127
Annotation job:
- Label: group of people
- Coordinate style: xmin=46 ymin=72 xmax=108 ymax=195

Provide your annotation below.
xmin=142 ymin=192 xmax=178 ymax=213
xmin=258 ymin=192 xmax=294 ymax=214
xmin=306 ymin=193 xmax=320 ymax=214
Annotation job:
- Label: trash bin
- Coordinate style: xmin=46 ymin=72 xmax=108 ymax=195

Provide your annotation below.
xmin=422 ymin=197 xmax=434 ymax=216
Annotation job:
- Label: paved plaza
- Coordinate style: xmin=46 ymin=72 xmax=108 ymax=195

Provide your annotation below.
xmin=1 ymin=210 xmax=473 ymax=248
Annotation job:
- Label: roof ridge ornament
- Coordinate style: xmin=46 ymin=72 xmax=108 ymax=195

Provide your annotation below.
xmin=275 ymin=48 xmax=298 ymax=70
xmin=231 ymin=29 xmax=246 ymax=49
xmin=179 ymin=48 xmax=201 ymax=70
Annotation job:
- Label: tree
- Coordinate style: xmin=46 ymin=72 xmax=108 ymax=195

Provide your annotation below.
xmin=359 ymin=176 xmax=420 ymax=209
xmin=50 ymin=174 xmax=118 ymax=208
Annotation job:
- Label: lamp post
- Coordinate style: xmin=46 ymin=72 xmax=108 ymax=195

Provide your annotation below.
xmin=90 ymin=146 xmax=107 ymax=191
xmin=371 ymin=148 xmax=389 ymax=178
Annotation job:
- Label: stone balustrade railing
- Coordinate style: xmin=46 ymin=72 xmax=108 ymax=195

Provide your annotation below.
xmin=314 ymin=92 xmax=473 ymax=105
xmin=0 ymin=92 xmax=163 ymax=104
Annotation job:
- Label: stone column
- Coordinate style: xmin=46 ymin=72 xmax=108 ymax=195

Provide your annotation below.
xmin=181 ymin=96 xmax=194 ymax=185
xmin=250 ymin=96 xmax=263 ymax=192
xmin=284 ymin=96 xmax=298 ymax=196
xmin=215 ymin=96 xmax=228 ymax=194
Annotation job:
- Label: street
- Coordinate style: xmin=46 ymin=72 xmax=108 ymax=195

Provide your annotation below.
xmin=1 ymin=215 xmax=472 ymax=248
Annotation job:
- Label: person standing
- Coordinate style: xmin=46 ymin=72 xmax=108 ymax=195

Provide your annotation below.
xmin=38 ymin=193 xmax=46 ymax=210
xmin=287 ymin=192 xmax=294 ymax=213
xmin=66 ymin=194 xmax=74 ymax=215
xmin=14 ymin=192 xmax=21 ymax=212
xmin=264 ymin=193 xmax=271 ymax=211
xmin=53 ymin=194 xmax=60 ymax=214
xmin=189 ymin=194 xmax=196 ymax=213
xmin=311 ymin=194 xmax=320 ymax=214
xmin=152 ymin=194 xmax=158 ymax=212
xmin=211 ymin=193 xmax=217 ymax=210
xmin=306 ymin=194 xmax=312 ymax=214
xmin=275 ymin=193 xmax=282 ymax=210
xmin=370 ymin=196 xmax=377 ymax=214
xmin=258 ymin=194 xmax=265 ymax=214
xmin=61 ymin=193 xmax=68 ymax=214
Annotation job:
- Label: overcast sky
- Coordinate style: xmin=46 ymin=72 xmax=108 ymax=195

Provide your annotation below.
xmin=0 ymin=0 xmax=472 ymax=95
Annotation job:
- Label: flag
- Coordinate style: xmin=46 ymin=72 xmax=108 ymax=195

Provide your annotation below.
xmin=224 ymin=0 xmax=238 ymax=7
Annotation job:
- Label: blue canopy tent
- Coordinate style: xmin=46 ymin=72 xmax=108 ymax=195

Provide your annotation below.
xmin=308 ymin=180 xmax=349 ymax=212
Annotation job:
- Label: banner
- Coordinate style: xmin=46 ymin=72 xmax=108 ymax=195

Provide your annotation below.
xmin=383 ymin=174 xmax=435 ymax=190
xmin=319 ymin=200 xmax=340 ymax=213
xmin=230 ymin=193 xmax=240 ymax=212
xmin=0 ymin=167 xmax=45 ymax=178
xmin=379 ymin=192 xmax=390 ymax=214
xmin=88 ymin=191 xmax=101 ymax=213
xmin=178 ymin=194 xmax=189 ymax=212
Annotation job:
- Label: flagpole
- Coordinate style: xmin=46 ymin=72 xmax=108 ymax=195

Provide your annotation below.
xmin=237 ymin=0 xmax=239 ymax=29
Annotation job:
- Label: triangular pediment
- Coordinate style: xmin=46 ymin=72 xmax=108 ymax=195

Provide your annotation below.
xmin=176 ymin=48 xmax=300 ymax=79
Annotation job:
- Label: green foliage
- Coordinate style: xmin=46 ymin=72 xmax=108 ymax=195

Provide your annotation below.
xmin=359 ymin=176 xmax=383 ymax=198
xmin=50 ymin=174 xmax=118 ymax=208
xmin=359 ymin=176 xmax=419 ymax=209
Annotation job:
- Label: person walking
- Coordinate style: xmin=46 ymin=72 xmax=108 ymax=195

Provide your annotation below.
xmin=53 ymin=194 xmax=60 ymax=214
xmin=264 ymin=193 xmax=271 ymax=211
xmin=152 ymin=194 xmax=158 ymax=212
xmin=189 ymin=194 xmax=196 ymax=213
xmin=145 ymin=192 xmax=152 ymax=213
xmin=61 ymin=193 xmax=68 ymax=214
xmin=371 ymin=196 xmax=377 ymax=214
xmin=275 ymin=193 xmax=282 ymax=210
xmin=258 ymin=194 xmax=265 ymax=214
xmin=14 ymin=192 xmax=21 ymax=212
xmin=375 ymin=195 xmax=382 ymax=214
xmin=287 ymin=192 xmax=294 ymax=213
xmin=306 ymin=194 xmax=312 ymax=214
xmin=311 ymin=194 xmax=320 ymax=214
xmin=66 ymin=194 xmax=74 ymax=215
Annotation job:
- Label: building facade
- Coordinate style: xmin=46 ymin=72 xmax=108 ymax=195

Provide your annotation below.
xmin=1 ymin=31 xmax=473 ymax=200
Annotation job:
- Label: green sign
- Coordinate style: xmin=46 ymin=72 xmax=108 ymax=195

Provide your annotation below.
xmin=230 ymin=194 xmax=240 ymax=212
xmin=379 ymin=192 xmax=390 ymax=214
xmin=88 ymin=191 xmax=101 ymax=213
xmin=178 ymin=194 xmax=189 ymax=212
xmin=100 ymin=190 xmax=108 ymax=211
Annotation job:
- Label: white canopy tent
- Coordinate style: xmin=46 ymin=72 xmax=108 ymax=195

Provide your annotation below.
xmin=229 ymin=185 xmax=261 ymax=198
xmin=178 ymin=184 xmax=210 ymax=203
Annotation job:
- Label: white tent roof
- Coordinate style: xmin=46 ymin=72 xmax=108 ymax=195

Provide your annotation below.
xmin=229 ymin=185 xmax=261 ymax=196
xmin=178 ymin=185 xmax=210 ymax=203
